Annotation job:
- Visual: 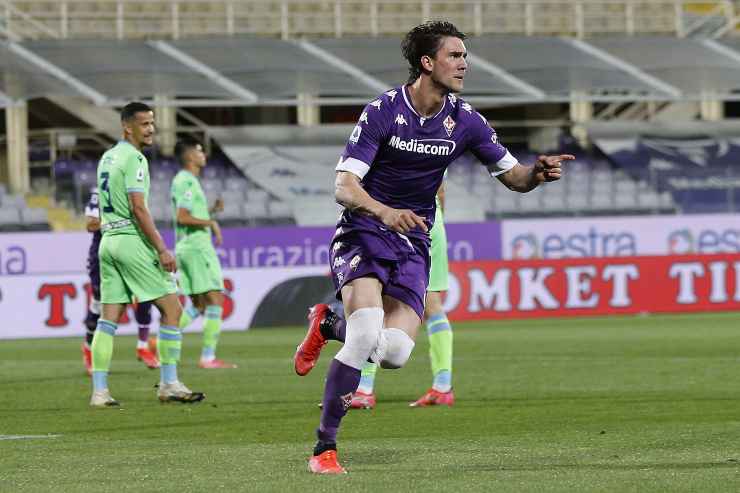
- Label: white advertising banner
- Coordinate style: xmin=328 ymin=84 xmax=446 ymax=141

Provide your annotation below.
xmin=0 ymin=266 xmax=328 ymax=339
xmin=502 ymin=213 xmax=740 ymax=259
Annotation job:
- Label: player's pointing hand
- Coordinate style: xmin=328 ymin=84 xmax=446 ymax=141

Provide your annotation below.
xmin=380 ymin=207 xmax=429 ymax=234
xmin=536 ymin=154 xmax=574 ymax=182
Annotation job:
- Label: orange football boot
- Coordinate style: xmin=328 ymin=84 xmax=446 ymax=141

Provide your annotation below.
xmin=294 ymin=304 xmax=330 ymax=376
xmin=308 ymin=450 xmax=347 ymax=475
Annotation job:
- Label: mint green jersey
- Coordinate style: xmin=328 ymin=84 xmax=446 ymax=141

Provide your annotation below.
xmin=171 ymin=169 xmax=211 ymax=249
xmin=97 ymin=140 xmax=149 ymax=236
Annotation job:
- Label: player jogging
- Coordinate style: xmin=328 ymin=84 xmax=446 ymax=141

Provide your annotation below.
xmin=80 ymin=186 xmax=159 ymax=374
xmin=308 ymin=183 xmax=455 ymax=409
xmin=293 ymin=21 xmax=572 ymax=474
xmin=170 ymin=137 xmax=236 ymax=369
xmin=89 ymin=102 xmax=204 ymax=407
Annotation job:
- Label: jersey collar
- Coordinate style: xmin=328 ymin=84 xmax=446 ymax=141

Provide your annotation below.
xmin=401 ymin=84 xmax=447 ymax=123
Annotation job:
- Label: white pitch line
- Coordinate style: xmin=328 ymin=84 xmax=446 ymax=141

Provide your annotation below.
xmin=0 ymin=434 xmax=61 ymax=441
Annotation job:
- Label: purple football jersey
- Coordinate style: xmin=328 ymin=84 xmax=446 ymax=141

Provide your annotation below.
xmin=329 ymin=86 xmax=518 ymax=317
xmin=336 ymin=85 xmax=517 ymax=238
xmin=85 ymin=187 xmax=102 ymax=290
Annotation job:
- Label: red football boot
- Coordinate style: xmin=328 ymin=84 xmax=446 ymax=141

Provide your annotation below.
xmin=409 ymin=388 xmax=455 ymax=407
xmin=294 ymin=304 xmax=330 ymax=376
xmin=136 ymin=347 xmax=160 ymax=369
xmin=198 ymin=358 xmax=238 ymax=369
xmin=308 ymin=450 xmax=347 ymax=475
xmin=350 ymin=391 xmax=376 ymax=409
xmin=81 ymin=343 xmax=92 ymax=376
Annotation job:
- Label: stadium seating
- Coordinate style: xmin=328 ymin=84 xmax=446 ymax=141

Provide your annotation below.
xmin=53 ymin=155 xmax=286 ymax=229
xmin=0 ymin=182 xmax=50 ymax=231
xmin=2 ymin=1 xmax=735 ymax=40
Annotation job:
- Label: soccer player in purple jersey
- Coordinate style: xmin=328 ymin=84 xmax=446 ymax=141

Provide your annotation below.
xmin=293 ymin=21 xmax=573 ymax=474
xmin=80 ymin=187 xmax=159 ymax=375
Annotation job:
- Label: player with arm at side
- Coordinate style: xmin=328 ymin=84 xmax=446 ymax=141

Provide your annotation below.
xmin=170 ymin=137 xmax=236 ymax=369
xmin=293 ymin=21 xmax=572 ymax=473
xmin=80 ymin=188 xmax=159 ymax=374
xmin=89 ymin=102 xmax=204 ymax=407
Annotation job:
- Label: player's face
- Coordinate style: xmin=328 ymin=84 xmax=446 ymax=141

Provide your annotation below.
xmin=125 ymin=111 xmax=155 ymax=147
xmin=429 ymin=36 xmax=467 ymax=93
xmin=190 ymin=144 xmax=207 ymax=168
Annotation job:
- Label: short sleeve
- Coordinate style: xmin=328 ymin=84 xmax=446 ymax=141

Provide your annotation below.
xmin=124 ymin=153 xmax=147 ymax=193
xmin=468 ymin=112 xmax=518 ymax=177
xmin=174 ymin=178 xmax=194 ymax=211
xmin=336 ymin=98 xmax=392 ymax=179
xmin=84 ymin=189 xmax=99 ymax=219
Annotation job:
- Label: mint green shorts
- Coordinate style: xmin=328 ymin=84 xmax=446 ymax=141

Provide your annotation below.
xmin=427 ymin=207 xmax=449 ymax=292
xmin=176 ymin=245 xmax=224 ymax=296
xmin=99 ymin=233 xmax=177 ymax=304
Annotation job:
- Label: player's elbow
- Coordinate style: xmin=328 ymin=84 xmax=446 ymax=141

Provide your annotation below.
xmin=334 ymin=172 xmax=360 ymax=207
xmin=131 ymin=203 xmax=150 ymax=221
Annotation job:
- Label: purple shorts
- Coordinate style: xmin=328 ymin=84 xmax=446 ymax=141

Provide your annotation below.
xmin=329 ymin=221 xmax=430 ymax=320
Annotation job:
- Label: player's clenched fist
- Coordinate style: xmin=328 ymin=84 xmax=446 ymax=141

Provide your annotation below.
xmin=535 ymin=154 xmax=574 ymax=182
xmin=379 ymin=207 xmax=428 ymax=234
xmin=158 ymin=249 xmax=177 ymax=273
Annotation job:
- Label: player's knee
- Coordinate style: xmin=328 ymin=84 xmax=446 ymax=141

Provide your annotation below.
xmin=379 ymin=328 xmax=415 ymax=369
xmin=335 ymin=307 xmax=383 ymax=370
xmin=205 ymin=291 xmax=223 ymax=307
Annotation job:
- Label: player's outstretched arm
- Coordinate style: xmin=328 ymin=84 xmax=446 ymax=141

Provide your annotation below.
xmin=128 ymin=192 xmax=176 ymax=272
xmin=496 ymin=154 xmax=574 ymax=193
xmin=335 ymin=171 xmax=427 ymax=234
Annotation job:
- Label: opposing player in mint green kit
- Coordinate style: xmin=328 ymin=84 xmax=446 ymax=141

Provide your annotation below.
xmin=90 ymin=102 xmax=205 ymax=407
xmin=351 ymin=184 xmax=454 ymax=408
xmin=170 ymin=137 xmax=236 ymax=369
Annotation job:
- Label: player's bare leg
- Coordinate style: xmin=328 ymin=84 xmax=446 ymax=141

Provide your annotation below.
xmin=310 ymin=279 xmax=420 ymax=474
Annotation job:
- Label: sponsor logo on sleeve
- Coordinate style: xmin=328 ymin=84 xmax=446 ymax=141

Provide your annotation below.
xmin=349 ymin=125 xmax=362 ymax=144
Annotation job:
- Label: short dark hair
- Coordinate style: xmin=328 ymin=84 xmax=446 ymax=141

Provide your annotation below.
xmin=120 ymin=102 xmax=153 ymax=122
xmin=401 ymin=21 xmax=466 ymax=84
xmin=174 ymin=136 xmax=202 ymax=165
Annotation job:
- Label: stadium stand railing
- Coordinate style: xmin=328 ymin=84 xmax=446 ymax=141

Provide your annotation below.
xmin=1 ymin=0 xmax=738 ymax=41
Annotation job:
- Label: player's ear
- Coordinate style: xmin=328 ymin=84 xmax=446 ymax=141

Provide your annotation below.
xmin=421 ymin=55 xmax=433 ymax=72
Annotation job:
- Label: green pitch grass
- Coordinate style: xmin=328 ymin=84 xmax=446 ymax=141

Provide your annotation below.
xmin=2 ymin=312 xmax=740 ymax=492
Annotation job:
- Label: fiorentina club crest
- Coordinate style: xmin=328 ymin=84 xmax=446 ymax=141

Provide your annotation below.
xmin=443 ymin=115 xmax=456 ymax=137
xmin=340 ymin=392 xmax=353 ymax=410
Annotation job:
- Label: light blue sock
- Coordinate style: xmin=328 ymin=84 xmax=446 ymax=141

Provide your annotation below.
xmin=160 ymin=364 xmax=178 ymax=384
xmin=433 ymin=369 xmax=452 ymax=392
xmin=92 ymin=371 xmax=108 ymax=392
xmin=158 ymin=325 xmax=182 ymax=384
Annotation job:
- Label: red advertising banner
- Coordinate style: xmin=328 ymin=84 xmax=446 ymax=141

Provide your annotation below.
xmin=445 ymin=254 xmax=740 ymax=320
